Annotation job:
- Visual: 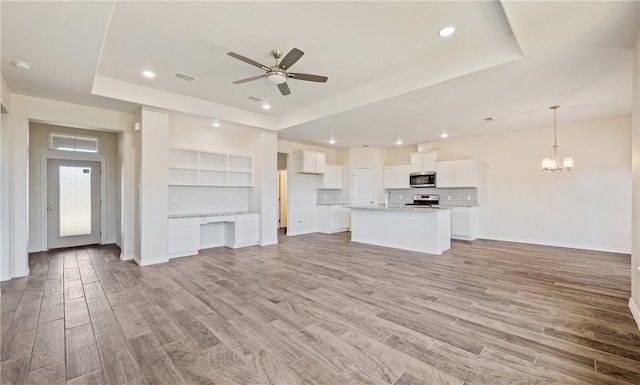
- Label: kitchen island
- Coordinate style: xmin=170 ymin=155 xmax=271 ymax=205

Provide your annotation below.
xmin=350 ymin=205 xmax=451 ymax=255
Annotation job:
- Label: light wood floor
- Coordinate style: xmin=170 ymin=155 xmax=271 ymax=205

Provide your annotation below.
xmin=1 ymin=232 xmax=639 ymax=385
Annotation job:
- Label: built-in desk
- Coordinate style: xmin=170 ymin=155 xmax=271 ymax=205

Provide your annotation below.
xmin=168 ymin=212 xmax=259 ymax=258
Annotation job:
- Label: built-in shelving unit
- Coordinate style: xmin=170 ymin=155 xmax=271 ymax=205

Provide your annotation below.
xmin=168 ymin=148 xmax=253 ymax=187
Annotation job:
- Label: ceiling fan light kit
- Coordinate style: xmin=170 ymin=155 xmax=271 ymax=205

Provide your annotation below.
xmin=227 ymin=47 xmax=328 ymax=96
xmin=267 ymin=71 xmax=287 ymax=84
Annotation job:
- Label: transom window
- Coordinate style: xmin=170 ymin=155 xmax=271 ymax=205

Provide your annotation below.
xmin=49 ymin=132 xmax=99 ymax=153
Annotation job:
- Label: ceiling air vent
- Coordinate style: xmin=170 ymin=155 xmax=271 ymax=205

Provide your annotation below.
xmin=248 ymin=96 xmax=263 ymax=102
xmin=175 ymin=72 xmax=196 ymax=81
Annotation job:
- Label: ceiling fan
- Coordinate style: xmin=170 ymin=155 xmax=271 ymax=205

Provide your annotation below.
xmin=227 ymin=48 xmax=328 ymax=96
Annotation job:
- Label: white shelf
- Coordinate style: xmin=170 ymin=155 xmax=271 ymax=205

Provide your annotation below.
xmin=167 ymin=148 xmax=254 ymax=187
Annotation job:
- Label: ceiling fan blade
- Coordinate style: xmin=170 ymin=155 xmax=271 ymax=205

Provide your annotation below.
xmin=278 ymin=82 xmax=291 ymax=96
xmin=288 ymin=73 xmax=328 ymax=83
xmin=227 ymin=52 xmax=269 ymax=71
xmin=232 ymin=74 xmax=266 ymax=84
xmin=279 ymin=48 xmax=304 ymax=70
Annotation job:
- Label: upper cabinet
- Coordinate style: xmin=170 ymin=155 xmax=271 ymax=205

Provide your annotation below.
xmin=319 ymin=165 xmax=343 ymax=189
xmin=294 ymin=150 xmax=326 ymax=174
xmin=436 ymin=159 xmax=478 ymax=188
xmin=383 ymin=164 xmax=411 ymax=189
xmin=168 ymin=148 xmax=253 ymax=187
xmin=410 ymin=152 xmax=437 ymax=173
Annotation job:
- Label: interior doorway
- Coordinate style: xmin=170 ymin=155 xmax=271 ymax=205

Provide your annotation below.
xmin=277 ymin=152 xmax=288 ymax=232
xmin=46 ymin=158 xmax=102 ymax=249
xmin=278 ymin=170 xmax=288 ymax=230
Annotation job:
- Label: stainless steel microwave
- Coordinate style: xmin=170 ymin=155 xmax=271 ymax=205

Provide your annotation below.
xmin=409 ymin=172 xmax=436 ymax=188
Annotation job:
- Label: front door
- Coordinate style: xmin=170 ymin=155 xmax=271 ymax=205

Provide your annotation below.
xmin=353 ymin=168 xmax=374 ymax=206
xmin=47 ymin=159 xmax=101 ymax=249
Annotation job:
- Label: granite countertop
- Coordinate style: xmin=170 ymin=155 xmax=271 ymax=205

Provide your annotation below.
xmin=168 ymin=211 xmax=257 ymax=219
xmin=351 ymin=205 xmax=448 ymax=212
xmin=316 ymin=203 xmax=351 ymax=206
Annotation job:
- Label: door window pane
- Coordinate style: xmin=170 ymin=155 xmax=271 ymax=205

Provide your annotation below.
xmin=59 ymin=166 xmax=92 ymax=237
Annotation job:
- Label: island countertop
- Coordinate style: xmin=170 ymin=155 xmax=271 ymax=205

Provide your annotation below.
xmin=350 ymin=205 xmax=450 ymax=212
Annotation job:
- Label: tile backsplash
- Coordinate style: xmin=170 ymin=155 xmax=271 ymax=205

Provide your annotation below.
xmin=316 ymin=189 xmax=341 ymax=204
xmin=387 ymin=187 xmax=477 ymax=207
xmin=315 ymin=187 xmax=477 ymax=206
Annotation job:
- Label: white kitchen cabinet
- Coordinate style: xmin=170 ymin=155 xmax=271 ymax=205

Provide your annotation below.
xmin=450 ymin=207 xmax=478 ymax=240
xmin=436 ymin=159 xmax=478 ymax=188
xmin=383 ymin=164 xmax=411 ymax=189
xmin=225 ymin=213 xmax=260 ymax=248
xmin=319 ymin=165 xmax=343 ymax=189
xmin=168 ymin=217 xmax=204 ymax=258
xmin=297 ymin=151 xmax=326 ymax=174
xmin=410 ymin=152 xmax=437 ymax=173
xmin=317 ymin=205 xmax=350 ymax=233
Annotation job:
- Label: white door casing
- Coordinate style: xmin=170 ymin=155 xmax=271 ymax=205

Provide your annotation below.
xmin=46 ymin=158 xmax=102 ymax=249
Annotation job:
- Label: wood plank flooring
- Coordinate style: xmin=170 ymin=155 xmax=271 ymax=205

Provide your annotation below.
xmin=1 ymin=232 xmax=639 ymax=385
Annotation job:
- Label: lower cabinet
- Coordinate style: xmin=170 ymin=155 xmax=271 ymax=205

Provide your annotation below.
xmin=317 ymin=206 xmax=351 ymax=234
xmin=168 ymin=217 xmax=204 ymax=258
xmin=225 ymin=213 xmax=260 ymax=248
xmin=168 ymin=213 xmax=260 ymax=258
xmin=450 ymin=207 xmax=478 ymax=240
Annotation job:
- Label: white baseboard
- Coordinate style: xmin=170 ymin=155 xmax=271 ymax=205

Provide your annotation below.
xmin=479 ymin=234 xmax=631 ymax=254
xmin=119 ymin=253 xmax=134 ymax=261
xmin=10 ymin=266 xmax=30 ymax=279
xmin=132 ymin=256 xmax=168 ymax=267
xmin=630 ymin=299 xmax=640 ymax=332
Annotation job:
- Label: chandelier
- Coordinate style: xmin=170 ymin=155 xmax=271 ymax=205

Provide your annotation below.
xmin=541 ymin=105 xmax=573 ymax=172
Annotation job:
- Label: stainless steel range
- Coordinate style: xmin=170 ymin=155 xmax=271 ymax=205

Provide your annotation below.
xmin=405 ymin=194 xmax=439 ymax=207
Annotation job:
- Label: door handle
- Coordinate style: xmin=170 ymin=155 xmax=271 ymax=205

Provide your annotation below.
xmin=47 ymin=207 xmax=54 ymax=211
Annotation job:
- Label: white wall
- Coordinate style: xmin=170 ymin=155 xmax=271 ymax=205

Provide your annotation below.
xmin=285 ymin=151 xmax=320 ymax=236
xmin=0 ymin=75 xmax=11 ymax=280
xmin=8 ymin=95 xmax=136 ymax=278
xmin=630 ymin=26 xmax=640 ymax=328
xmin=28 ymin=123 xmax=120 ymax=252
xmin=249 ymin=132 xmax=278 ymax=246
xmin=436 ymin=115 xmax=631 ymax=253
xmin=278 ymin=140 xmax=337 ymax=163
xmin=278 ymin=140 xmax=336 ymax=236
xmin=384 ymin=145 xmax=414 ymax=165
xmin=137 ymin=107 xmax=169 ymax=266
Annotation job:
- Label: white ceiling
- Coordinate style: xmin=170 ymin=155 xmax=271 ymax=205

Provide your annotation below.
xmin=2 ymin=1 xmax=638 ymax=148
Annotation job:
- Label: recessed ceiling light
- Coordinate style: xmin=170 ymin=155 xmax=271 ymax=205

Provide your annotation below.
xmin=441 ymin=133 xmax=449 ymax=138
xmin=438 ymin=26 xmax=455 ymax=37
xmin=329 ymin=138 xmax=336 ymax=144
xmin=396 ymin=140 xmax=403 ymax=145
xmin=142 ymin=70 xmax=156 ymax=78
xmin=212 ymin=120 xmax=221 ymax=127
xmin=262 ymin=101 xmax=271 ymax=110
xmin=13 ymin=60 xmax=31 ymax=71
